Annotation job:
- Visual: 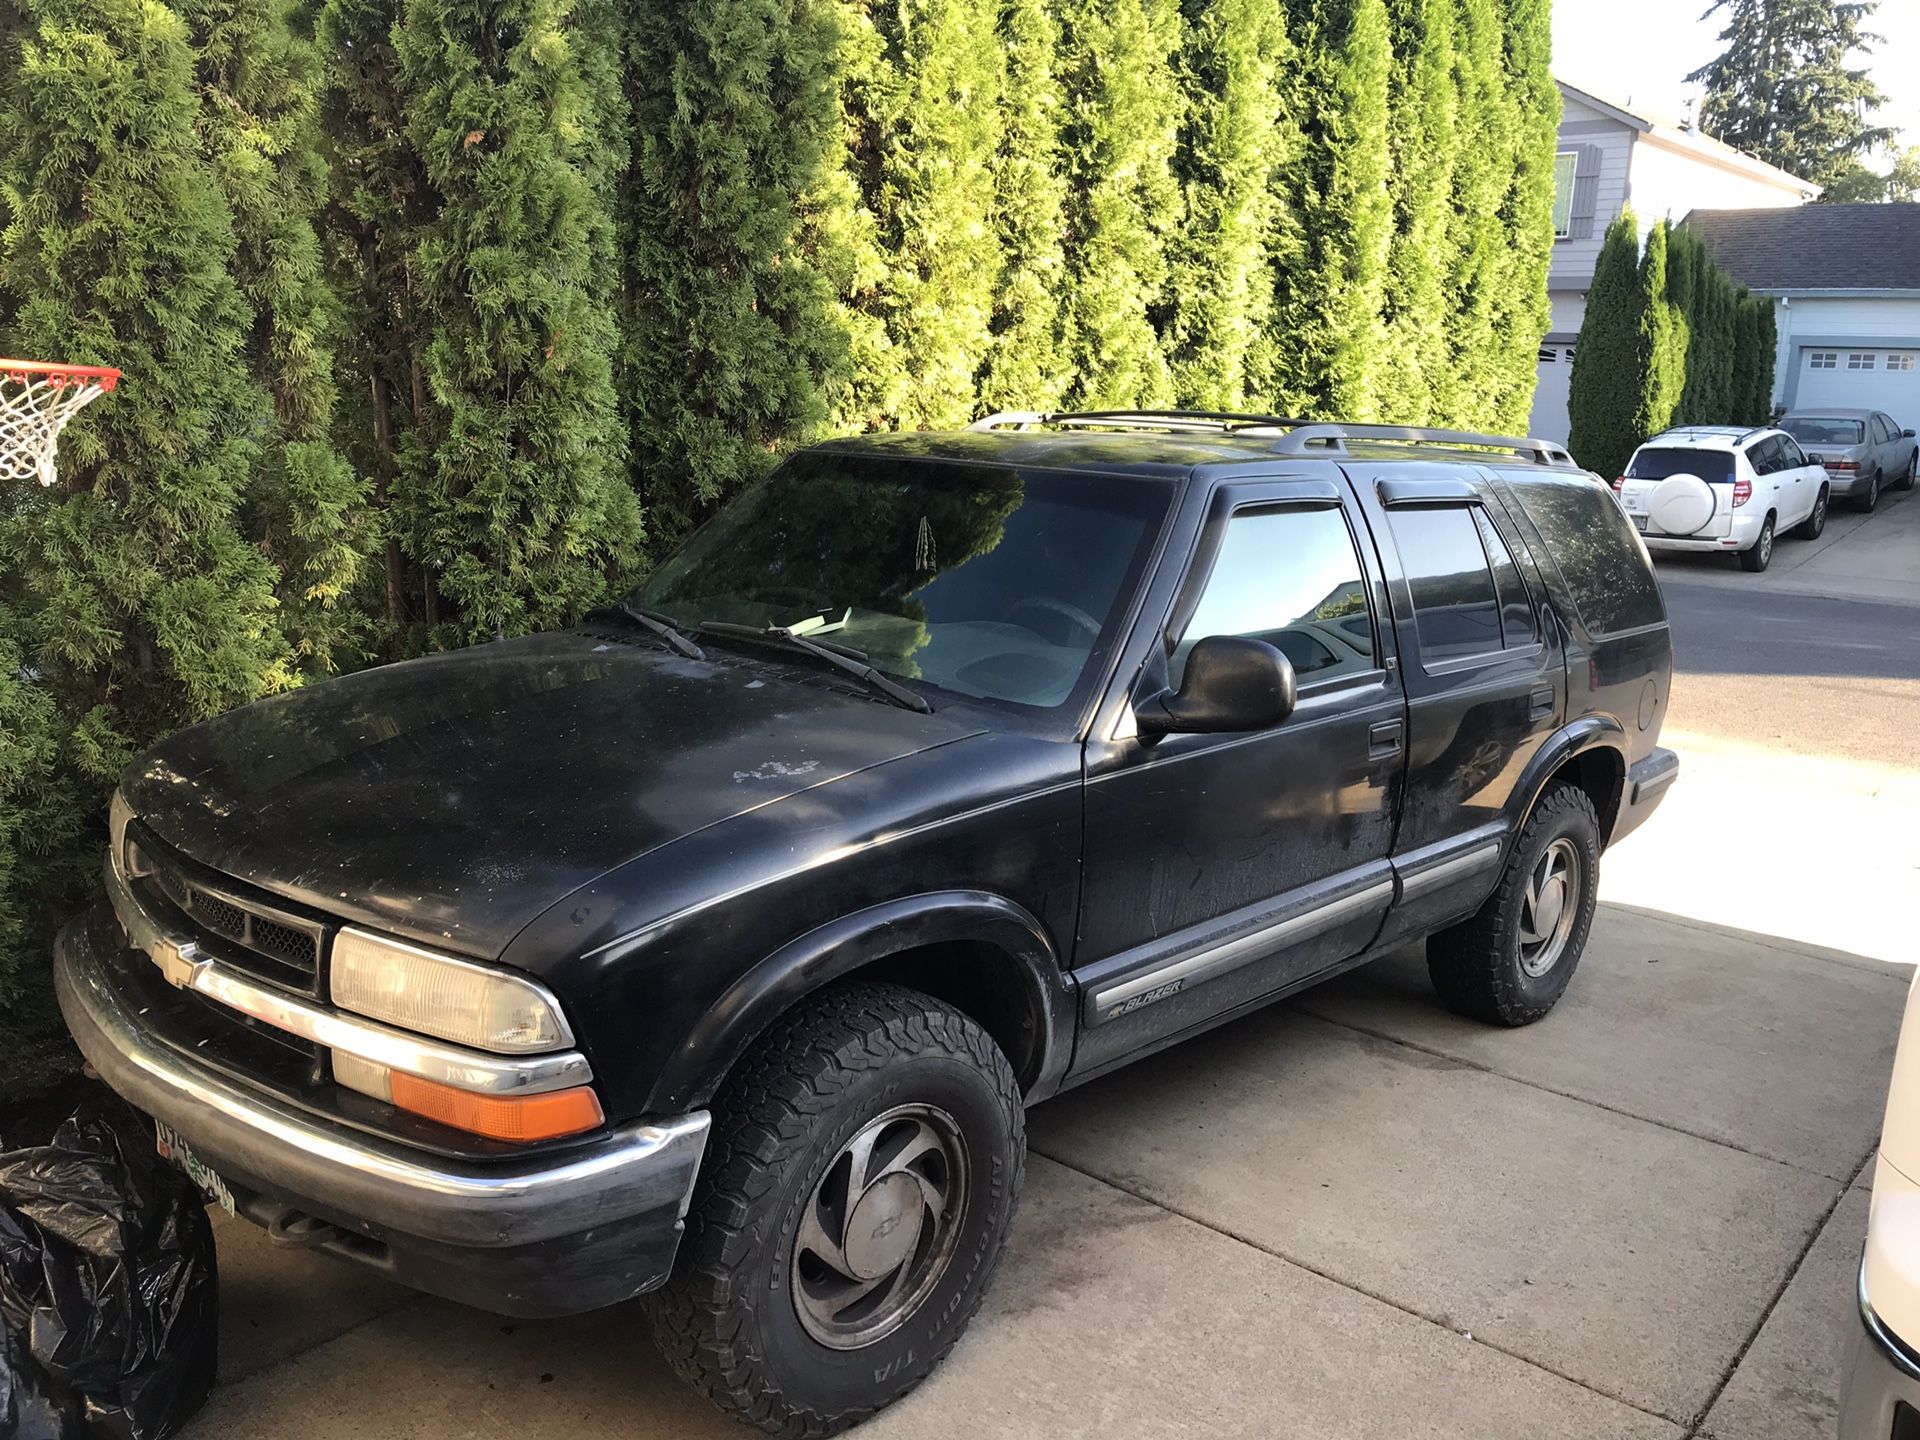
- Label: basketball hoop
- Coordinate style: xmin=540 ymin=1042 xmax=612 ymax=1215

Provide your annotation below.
xmin=0 ymin=358 xmax=122 ymax=488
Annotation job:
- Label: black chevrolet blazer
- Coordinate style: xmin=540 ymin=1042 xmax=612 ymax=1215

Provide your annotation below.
xmin=58 ymin=414 xmax=1678 ymax=1436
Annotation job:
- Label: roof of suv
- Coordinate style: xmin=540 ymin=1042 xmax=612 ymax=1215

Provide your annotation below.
xmin=812 ymin=413 xmax=1592 ymax=478
xmin=1640 ymin=426 xmax=1776 ymax=452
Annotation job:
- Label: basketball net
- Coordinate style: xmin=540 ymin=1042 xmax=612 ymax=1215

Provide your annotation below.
xmin=0 ymin=359 xmax=121 ymax=488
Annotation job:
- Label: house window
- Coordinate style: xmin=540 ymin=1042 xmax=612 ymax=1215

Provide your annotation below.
xmin=1538 ymin=346 xmax=1557 ymax=363
xmin=1552 ymin=152 xmax=1578 ymax=239
xmin=1808 ymin=352 xmax=1838 ymax=370
xmin=1848 ymin=352 xmax=1877 ymax=371
xmin=1888 ymin=353 xmax=1916 ymax=373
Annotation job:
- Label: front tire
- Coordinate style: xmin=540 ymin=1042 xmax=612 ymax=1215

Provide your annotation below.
xmin=649 ymin=983 xmax=1025 ymax=1438
xmin=1793 ymin=485 xmax=1828 ymax=540
xmin=1427 ymin=783 xmax=1601 ymax=1026
xmin=1896 ymin=453 xmax=1917 ymax=493
xmin=1738 ymin=514 xmax=1775 ymax=571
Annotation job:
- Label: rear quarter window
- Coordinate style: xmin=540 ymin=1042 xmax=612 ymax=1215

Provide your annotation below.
xmin=1505 ymin=478 xmax=1666 ymax=636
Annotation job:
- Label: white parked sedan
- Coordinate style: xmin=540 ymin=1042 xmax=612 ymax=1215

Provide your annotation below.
xmin=1840 ymin=972 xmax=1920 ymax=1438
xmin=1611 ymin=425 xmax=1831 ymax=574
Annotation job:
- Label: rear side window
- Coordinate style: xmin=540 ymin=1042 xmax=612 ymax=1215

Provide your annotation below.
xmin=1387 ymin=506 xmax=1504 ymax=663
xmin=1627 ymin=447 xmax=1733 ymax=484
xmin=1505 ymin=478 xmax=1666 ymax=636
xmin=1746 ymin=437 xmax=1781 ymax=475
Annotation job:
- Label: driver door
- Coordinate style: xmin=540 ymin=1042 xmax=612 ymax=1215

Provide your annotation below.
xmin=1068 ymin=476 xmax=1407 ymax=1080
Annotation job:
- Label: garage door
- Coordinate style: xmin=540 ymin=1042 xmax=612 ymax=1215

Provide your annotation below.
xmin=1796 ymin=347 xmax=1920 ymax=429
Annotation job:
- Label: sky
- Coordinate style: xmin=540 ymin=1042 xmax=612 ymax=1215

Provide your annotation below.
xmin=1552 ymin=0 xmax=1920 ymax=163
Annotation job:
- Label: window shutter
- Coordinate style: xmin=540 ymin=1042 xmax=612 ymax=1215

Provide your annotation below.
xmin=1568 ymin=144 xmax=1603 ymax=240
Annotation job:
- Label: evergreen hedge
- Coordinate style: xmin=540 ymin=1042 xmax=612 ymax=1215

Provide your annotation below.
xmin=0 ymin=0 xmax=1562 ymax=1079
xmin=1567 ymin=212 xmax=1779 ymax=477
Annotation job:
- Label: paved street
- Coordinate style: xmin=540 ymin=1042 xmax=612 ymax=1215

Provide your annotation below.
xmin=186 ymin=490 xmax=1918 ymax=1440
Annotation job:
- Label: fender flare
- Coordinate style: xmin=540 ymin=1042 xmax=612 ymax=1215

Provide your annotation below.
xmin=1506 ymin=714 xmax=1630 ymax=844
xmin=645 ymin=890 xmax=1074 ymax=1113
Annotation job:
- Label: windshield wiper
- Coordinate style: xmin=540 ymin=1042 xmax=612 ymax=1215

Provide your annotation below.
xmin=696 ymin=622 xmax=932 ymax=714
xmin=583 ymin=602 xmax=705 ymax=660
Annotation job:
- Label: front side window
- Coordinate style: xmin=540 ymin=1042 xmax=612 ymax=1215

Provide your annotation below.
xmin=1551 ymin=152 xmax=1578 ymax=238
xmin=1171 ymin=506 xmax=1376 ymax=688
xmin=1474 ymin=510 xmax=1536 ymax=648
xmin=1777 ymin=435 xmax=1810 ymax=468
xmin=632 ymin=453 xmax=1170 ymax=712
xmin=1387 ymin=506 xmax=1504 ymax=664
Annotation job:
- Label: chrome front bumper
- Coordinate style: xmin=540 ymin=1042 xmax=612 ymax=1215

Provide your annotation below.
xmin=56 ymin=898 xmax=709 ymax=1314
xmin=1840 ymin=1261 xmax=1920 ymax=1440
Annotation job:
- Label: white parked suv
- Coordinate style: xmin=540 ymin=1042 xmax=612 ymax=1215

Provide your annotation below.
xmin=1841 ymin=973 xmax=1920 ymax=1437
xmin=1611 ymin=425 xmax=1830 ymax=574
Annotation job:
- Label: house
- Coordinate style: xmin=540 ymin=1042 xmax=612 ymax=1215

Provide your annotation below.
xmin=1684 ymin=204 xmax=1920 ymax=429
xmin=1530 ymin=80 xmax=1817 ymax=445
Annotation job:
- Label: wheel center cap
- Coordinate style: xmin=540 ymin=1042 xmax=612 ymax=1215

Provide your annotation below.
xmin=1531 ymin=877 xmax=1566 ymax=938
xmin=842 ymin=1172 xmax=923 ymax=1280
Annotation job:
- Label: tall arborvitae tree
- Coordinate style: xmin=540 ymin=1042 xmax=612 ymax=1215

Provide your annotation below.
xmin=976 ymin=0 xmax=1071 ymax=413
xmin=1162 ymin=0 xmax=1294 ymax=410
xmin=0 ymin=0 xmax=291 ymax=1065
xmin=1667 ymin=224 xmax=1704 ymax=426
xmin=623 ymin=0 xmax=857 ymax=539
xmin=1374 ymin=0 xmax=1455 ymax=424
xmin=1266 ymin=0 xmax=1391 ymax=419
xmin=1635 ymin=219 xmax=1684 ymax=443
xmin=1750 ymin=294 xmax=1779 ymax=422
xmin=1486 ymin=0 xmax=1555 ymax=432
xmin=848 ymin=0 xmax=1006 ymax=429
xmin=1566 ymin=210 xmax=1644 ymax=478
xmin=318 ymin=0 xmax=434 ymax=629
xmin=1689 ymin=0 xmax=1892 ymax=191
xmin=1056 ymin=0 xmax=1181 ymax=410
xmin=394 ymin=0 xmax=642 ymax=640
xmin=180 ymin=0 xmax=373 ymax=675
xmin=1433 ymin=0 xmax=1507 ymax=428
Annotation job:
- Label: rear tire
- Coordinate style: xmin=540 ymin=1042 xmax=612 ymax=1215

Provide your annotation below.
xmin=648 ymin=982 xmax=1024 ymax=1438
xmin=1427 ymin=783 xmax=1601 ymax=1027
xmin=1738 ymin=514 xmax=1775 ymax=571
xmin=1854 ymin=470 xmax=1881 ymax=513
xmin=1793 ymin=486 xmax=1829 ymax=540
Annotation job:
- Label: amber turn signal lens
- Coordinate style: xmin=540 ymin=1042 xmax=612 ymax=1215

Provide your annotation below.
xmin=387 ymin=1072 xmax=604 ymax=1142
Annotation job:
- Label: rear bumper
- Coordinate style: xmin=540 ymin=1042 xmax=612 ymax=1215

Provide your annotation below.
xmin=1841 ymin=1261 xmax=1920 ymax=1440
xmin=1639 ymin=511 xmax=1764 ymax=553
xmin=55 ymin=902 xmax=709 ymax=1316
xmin=1611 ymin=747 xmax=1679 ymax=845
xmin=1824 ymin=468 xmax=1871 ymax=497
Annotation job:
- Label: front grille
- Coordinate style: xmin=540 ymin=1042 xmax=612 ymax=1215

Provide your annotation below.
xmin=132 ymin=827 xmax=328 ymax=993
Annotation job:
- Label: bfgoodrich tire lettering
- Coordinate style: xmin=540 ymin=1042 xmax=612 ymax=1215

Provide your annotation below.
xmin=1426 ymin=782 xmax=1601 ymax=1026
xmin=647 ymin=982 xmax=1024 ymax=1438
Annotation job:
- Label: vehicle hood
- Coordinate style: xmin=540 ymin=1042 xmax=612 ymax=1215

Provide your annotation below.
xmin=121 ymin=632 xmax=985 ymax=957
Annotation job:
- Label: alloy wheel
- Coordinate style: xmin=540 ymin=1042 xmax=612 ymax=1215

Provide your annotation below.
xmin=792 ymin=1104 xmax=971 ymax=1350
xmin=1518 ymin=838 xmax=1581 ymax=978
xmin=1757 ymin=522 xmax=1773 ymax=566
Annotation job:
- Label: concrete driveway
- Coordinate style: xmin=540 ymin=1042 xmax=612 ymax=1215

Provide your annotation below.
xmin=185 ymin=500 xmax=1920 ymax=1440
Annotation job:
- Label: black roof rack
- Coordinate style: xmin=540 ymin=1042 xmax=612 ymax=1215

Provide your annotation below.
xmin=965 ymin=410 xmax=1577 ymax=467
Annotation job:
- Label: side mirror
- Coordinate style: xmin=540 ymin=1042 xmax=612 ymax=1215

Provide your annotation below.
xmin=1136 ymin=635 xmax=1297 ymax=737
xmin=1904 ymin=429 xmax=1915 ymax=439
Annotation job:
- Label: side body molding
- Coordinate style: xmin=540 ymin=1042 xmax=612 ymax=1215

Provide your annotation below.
xmin=645 ymin=891 xmax=1075 ymax=1113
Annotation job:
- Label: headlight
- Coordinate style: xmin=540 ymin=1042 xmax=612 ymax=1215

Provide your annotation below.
xmin=330 ymin=928 xmax=574 ymax=1054
xmin=109 ymin=790 xmax=133 ymax=878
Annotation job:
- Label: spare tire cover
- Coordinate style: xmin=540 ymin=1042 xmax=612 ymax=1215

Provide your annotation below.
xmin=1647 ymin=473 xmax=1716 ymax=536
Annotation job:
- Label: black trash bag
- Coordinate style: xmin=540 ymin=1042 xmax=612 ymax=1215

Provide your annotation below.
xmin=0 ymin=1089 xmax=218 ymax=1440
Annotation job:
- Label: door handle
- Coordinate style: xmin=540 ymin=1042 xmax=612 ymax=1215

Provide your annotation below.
xmin=1368 ymin=720 xmax=1403 ymax=759
xmin=1529 ymin=685 xmax=1555 ymax=720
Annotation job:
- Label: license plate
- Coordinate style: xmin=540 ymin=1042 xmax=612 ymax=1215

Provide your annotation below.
xmin=156 ymin=1121 xmax=237 ymax=1216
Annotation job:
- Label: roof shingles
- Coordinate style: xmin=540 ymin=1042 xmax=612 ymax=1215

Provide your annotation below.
xmin=1684 ymin=205 xmax=1920 ymax=292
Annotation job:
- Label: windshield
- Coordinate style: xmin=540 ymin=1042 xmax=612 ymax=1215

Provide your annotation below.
xmin=1781 ymin=417 xmax=1864 ymax=447
xmin=1626 ymin=448 xmax=1733 ymax=484
xmin=630 ymin=452 xmax=1171 ymax=712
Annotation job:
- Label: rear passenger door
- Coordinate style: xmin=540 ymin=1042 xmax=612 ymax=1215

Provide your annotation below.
xmin=1343 ymin=466 xmax=1564 ymax=950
